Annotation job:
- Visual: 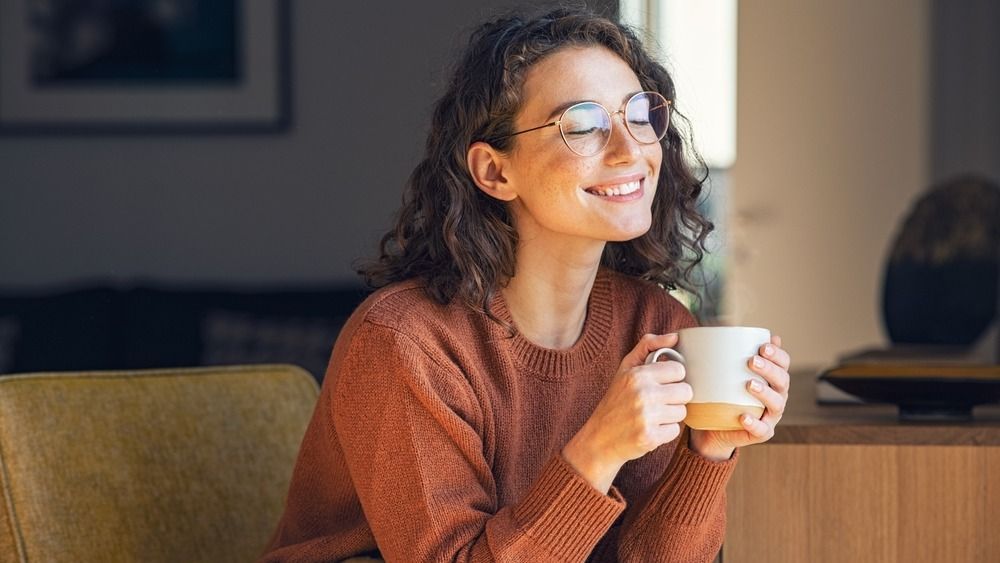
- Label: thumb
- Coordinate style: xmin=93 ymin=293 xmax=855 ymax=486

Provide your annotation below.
xmin=620 ymin=333 xmax=680 ymax=370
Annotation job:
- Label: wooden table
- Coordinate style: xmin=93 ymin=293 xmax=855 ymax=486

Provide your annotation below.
xmin=722 ymin=371 xmax=1000 ymax=562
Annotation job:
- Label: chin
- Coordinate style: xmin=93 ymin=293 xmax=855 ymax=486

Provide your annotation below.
xmin=605 ymin=223 xmax=652 ymax=242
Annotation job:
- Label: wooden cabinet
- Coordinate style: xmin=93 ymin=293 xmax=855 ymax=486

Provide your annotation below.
xmin=722 ymin=375 xmax=1000 ymax=562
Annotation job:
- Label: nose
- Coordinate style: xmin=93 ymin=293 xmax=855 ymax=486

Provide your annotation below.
xmin=603 ymin=111 xmax=642 ymax=164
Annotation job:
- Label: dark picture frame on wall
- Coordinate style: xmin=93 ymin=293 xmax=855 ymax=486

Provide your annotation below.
xmin=0 ymin=0 xmax=291 ymax=134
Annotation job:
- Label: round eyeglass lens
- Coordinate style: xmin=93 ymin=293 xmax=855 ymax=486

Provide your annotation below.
xmin=625 ymin=92 xmax=670 ymax=144
xmin=560 ymin=102 xmax=611 ymax=156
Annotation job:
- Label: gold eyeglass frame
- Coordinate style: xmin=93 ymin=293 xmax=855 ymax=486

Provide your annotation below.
xmin=501 ymin=90 xmax=672 ymax=157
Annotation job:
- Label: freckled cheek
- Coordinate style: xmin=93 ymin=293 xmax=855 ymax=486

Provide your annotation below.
xmin=534 ymin=159 xmax=595 ymax=194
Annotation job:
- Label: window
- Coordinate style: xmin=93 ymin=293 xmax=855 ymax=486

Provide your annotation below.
xmin=621 ymin=0 xmax=737 ymax=322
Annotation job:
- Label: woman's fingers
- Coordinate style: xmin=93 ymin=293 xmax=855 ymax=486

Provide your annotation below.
xmin=645 ymin=423 xmax=683 ymax=450
xmin=728 ymin=335 xmax=790 ymax=446
xmin=746 ymin=377 xmax=785 ymax=420
xmin=634 ymin=359 xmax=686 ymax=385
xmin=662 ymin=380 xmax=694 ymax=405
xmin=740 ymin=412 xmax=775 ymax=440
xmin=759 ymin=339 xmax=791 ymax=372
xmin=628 ymin=366 xmax=693 ymax=407
xmin=658 ymin=404 xmax=688 ymax=424
xmin=749 ymin=354 xmax=790 ymax=395
xmin=622 ymin=333 xmax=679 ymax=369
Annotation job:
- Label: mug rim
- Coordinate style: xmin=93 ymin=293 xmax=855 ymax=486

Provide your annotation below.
xmin=678 ymin=325 xmax=769 ymax=334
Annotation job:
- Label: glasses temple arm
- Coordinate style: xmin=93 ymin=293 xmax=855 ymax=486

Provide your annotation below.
xmin=499 ymin=120 xmax=560 ymax=139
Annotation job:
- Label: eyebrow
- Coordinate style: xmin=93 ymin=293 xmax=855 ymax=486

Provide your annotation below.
xmin=542 ymin=90 xmax=644 ymax=121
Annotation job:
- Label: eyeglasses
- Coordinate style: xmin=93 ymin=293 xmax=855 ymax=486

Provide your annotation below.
xmin=500 ymin=91 xmax=671 ymax=157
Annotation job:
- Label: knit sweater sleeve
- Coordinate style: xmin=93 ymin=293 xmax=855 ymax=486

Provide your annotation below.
xmin=611 ymin=429 xmax=738 ymax=562
xmin=333 ymin=320 xmax=625 ymax=563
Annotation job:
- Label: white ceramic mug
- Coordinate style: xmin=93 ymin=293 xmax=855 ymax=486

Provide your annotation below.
xmin=645 ymin=326 xmax=770 ymax=430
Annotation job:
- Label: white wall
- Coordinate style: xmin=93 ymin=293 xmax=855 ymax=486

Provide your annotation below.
xmin=0 ymin=0 xmax=614 ymax=290
xmin=726 ymin=0 xmax=930 ymax=368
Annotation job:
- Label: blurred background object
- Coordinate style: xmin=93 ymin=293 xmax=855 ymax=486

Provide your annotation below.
xmin=29 ymin=0 xmax=236 ymax=85
xmin=817 ymin=175 xmax=998 ymax=418
xmin=2 ymin=0 xmax=285 ymax=131
xmin=884 ymin=175 xmax=999 ymax=347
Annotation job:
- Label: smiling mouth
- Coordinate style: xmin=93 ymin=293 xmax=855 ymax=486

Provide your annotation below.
xmin=584 ymin=178 xmax=643 ymax=197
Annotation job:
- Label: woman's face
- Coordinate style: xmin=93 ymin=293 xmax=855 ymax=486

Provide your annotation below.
xmin=502 ymin=45 xmax=663 ymax=251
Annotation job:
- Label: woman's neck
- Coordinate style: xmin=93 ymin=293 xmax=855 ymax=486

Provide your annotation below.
xmin=501 ymin=240 xmax=604 ymax=350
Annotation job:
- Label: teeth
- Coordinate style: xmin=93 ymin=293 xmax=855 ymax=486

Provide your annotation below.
xmin=588 ymin=180 xmax=641 ymax=197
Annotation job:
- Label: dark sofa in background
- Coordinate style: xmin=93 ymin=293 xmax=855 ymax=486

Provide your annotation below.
xmin=0 ymin=283 xmax=369 ymax=383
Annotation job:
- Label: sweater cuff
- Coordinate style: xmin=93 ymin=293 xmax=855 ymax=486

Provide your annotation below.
xmin=512 ymin=454 xmax=625 ymax=560
xmin=652 ymin=434 xmax=739 ymax=525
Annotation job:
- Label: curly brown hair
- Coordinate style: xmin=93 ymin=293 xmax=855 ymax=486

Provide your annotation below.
xmin=359 ymin=5 xmax=713 ymax=314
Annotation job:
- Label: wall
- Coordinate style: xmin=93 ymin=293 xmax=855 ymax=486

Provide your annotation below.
xmin=726 ymin=0 xmax=930 ymax=367
xmin=0 ymin=0 xmax=614 ymax=290
xmin=931 ymin=0 xmax=1000 ymax=184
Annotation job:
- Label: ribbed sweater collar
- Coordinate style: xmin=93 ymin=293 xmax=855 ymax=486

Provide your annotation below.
xmin=490 ymin=269 xmax=615 ymax=380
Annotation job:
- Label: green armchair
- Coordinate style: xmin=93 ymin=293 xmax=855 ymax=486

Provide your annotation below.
xmin=0 ymin=364 xmax=318 ymax=563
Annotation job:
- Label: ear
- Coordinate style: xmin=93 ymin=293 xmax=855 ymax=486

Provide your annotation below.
xmin=467 ymin=141 xmax=517 ymax=202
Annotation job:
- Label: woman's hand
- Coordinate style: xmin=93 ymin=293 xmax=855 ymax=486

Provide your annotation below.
xmin=562 ymin=333 xmax=692 ymax=494
xmin=688 ymin=335 xmax=791 ymax=461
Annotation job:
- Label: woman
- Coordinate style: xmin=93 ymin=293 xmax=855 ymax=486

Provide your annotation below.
xmin=263 ymin=7 xmax=790 ymax=562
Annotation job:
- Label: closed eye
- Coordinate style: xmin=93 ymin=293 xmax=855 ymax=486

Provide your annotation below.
xmin=565 ymin=127 xmax=603 ymax=136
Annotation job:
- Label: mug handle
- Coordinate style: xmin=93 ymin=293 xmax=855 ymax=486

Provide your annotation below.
xmin=645 ymin=347 xmax=685 ymax=365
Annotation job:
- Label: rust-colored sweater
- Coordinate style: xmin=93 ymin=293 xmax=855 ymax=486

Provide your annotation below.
xmin=262 ymin=269 xmax=738 ymax=562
